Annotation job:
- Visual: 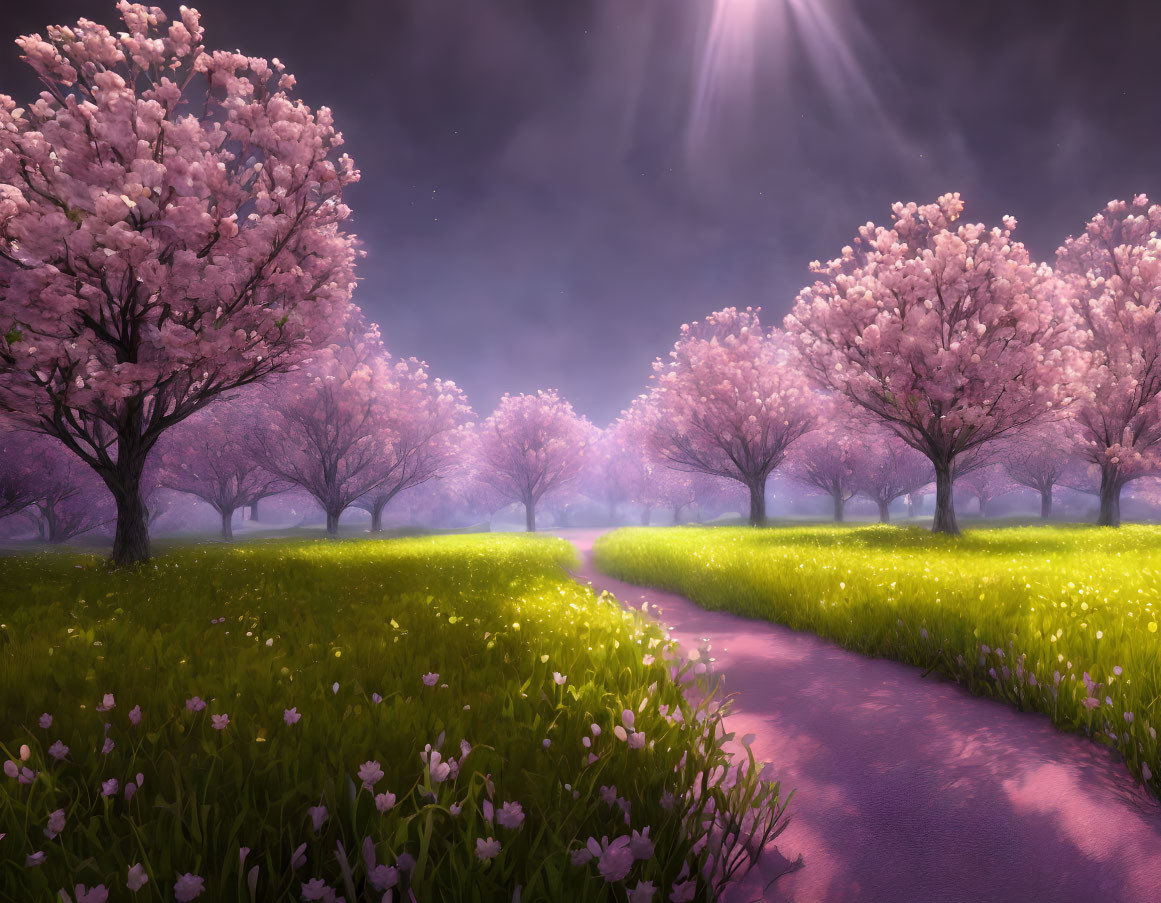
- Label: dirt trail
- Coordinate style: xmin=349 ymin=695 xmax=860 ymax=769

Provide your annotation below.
xmin=562 ymin=528 xmax=1161 ymax=903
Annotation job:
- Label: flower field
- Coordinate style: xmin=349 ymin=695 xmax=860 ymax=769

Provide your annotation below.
xmin=594 ymin=524 xmax=1161 ymax=795
xmin=0 ymin=535 xmax=789 ymax=902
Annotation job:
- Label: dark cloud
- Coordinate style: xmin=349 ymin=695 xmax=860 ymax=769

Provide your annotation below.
xmin=3 ymin=0 xmax=1161 ymax=423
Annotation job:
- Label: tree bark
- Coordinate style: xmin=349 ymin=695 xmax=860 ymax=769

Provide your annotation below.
xmin=525 ymin=499 xmax=536 ymax=532
xmin=370 ymin=504 xmax=384 ymax=533
xmin=931 ymin=460 xmax=959 ymax=535
xmin=220 ymin=508 xmax=235 ymax=541
xmin=110 ymin=455 xmax=151 ymax=566
xmin=877 ymin=499 xmax=890 ymax=523
xmin=1040 ymin=487 xmax=1052 ymax=519
xmin=832 ymin=491 xmax=845 ymax=523
xmin=325 ymin=509 xmax=341 ymax=538
xmin=979 ymin=496 xmax=989 ymax=518
xmin=906 ymin=495 xmax=916 ymax=518
xmin=747 ymin=478 xmax=767 ymax=527
xmin=249 ymin=501 xmax=259 ymax=522
xmin=640 ymin=506 xmax=651 ymax=526
xmin=673 ymin=504 xmax=683 ymax=525
xmin=1098 ymin=466 xmax=1122 ymax=527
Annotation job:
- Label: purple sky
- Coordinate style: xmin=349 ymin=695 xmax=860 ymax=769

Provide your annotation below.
xmin=4 ymin=0 xmax=1161 ymax=423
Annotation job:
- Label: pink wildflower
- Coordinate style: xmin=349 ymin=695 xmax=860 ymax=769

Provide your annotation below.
xmin=630 ymin=827 xmax=654 ymax=860
xmin=589 ymin=835 xmax=633 ymax=882
xmin=496 ymin=801 xmax=524 ymax=830
xmin=284 ymin=707 xmax=301 ymax=725
xmin=358 ymin=761 xmax=384 ymax=790
xmin=628 ymin=880 xmax=656 ymax=903
xmin=173 ymin=873 xmax=204 ymax=901
xmin=44 ymin=809 xmax=65 ymax=839
xmin=186 ymin=697 xmax=206 ymax=713
xmin=211 ymin=714 xmax=229 ymax=730
xmin=422 ymin=672 xmax=439 ymax=687
xmin=301 ymin=878 xmax=336 ymax=901
xmin=475 ymin=837 xmax=501 ymax=861
xmin=74 ymin=885 xmax=108 ymax=903
xmin=369 ymin=865 xmax=398 ymax=890
xmin=126 ymin=863 xmax=148 ymax=892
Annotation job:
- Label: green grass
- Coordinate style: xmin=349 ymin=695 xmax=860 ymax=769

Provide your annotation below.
xmin=594 ymin=524 xmax=1161 ymax=794
xmin=0 ymin=534 xmax=788 ymax=902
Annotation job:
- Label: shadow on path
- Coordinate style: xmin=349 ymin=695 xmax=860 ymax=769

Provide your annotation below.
xmin=559 ymin=528 xmax=1161 ymax=903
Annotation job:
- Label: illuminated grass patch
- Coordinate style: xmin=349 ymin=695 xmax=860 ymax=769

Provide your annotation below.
xmin=0 ymin=534 xmax=787 ymax=901
xmin=594 ymin=524 xmax=1161 ymax=794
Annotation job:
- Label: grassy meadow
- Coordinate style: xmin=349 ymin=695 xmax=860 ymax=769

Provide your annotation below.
xmin=0 ymin=534 xmax=788 ymax=902
xmin=594 ymin=524 xmax=1161 ymax=795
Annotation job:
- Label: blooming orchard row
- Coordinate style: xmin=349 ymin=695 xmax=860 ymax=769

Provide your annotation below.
xmin=3 ymin=0 xmax=1161 ymax=568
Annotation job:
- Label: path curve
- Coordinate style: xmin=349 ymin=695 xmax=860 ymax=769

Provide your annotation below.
xmin=560 ymin=528 xmax=1161 ymax=903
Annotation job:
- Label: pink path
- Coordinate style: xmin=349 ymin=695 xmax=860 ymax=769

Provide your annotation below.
xmin=561 ymin=529 xmax=1161 ymax=903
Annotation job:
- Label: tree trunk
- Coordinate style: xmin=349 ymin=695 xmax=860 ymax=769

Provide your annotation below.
xmin=832 ymin=490 xmax=845 ymax=523
xmin=877 ymin=499 xmax=891 ymax=523
xmin=906 ymin=494 xmax=916 ymax=518
xmin=640 ymin=506 xmax=651 ymax=526
xmin=249 ymin=501 xmax=259 ymax=522
xmin=325 ymin=509 xmax=341 ymax=538
xmin=673 ymin=504 xmax=683 ymax=525
xmin=110 ymin=455 xmax=151 ymax=566
xmin=220 ymin=508 xmax=235 ymax=541
xmin=747 ymin=478 xmax=767 ymax=527
xmin=931 ymin=460 xmax=959 ymax=535
xmin=1098 ymin=467 xmax=1122 ymax=527
xmin=1040 ymin=487 xmax=1052 ymax=519
xmin=525 ymin=500 xmax=536 ymax=532
xmin=979 ymin=496 xmax=989 ymax=518
xmin=370 ymin=504 xmax=384 ymax=533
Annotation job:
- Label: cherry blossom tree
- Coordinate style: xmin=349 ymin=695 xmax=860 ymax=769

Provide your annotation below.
xmin=348 ymin=369 xmax=472 ymax=533
xmin=1056 ymin=196 xmax=1161 ymax=526
xmin=579 ymin=429 xmax=636 ymax=523
xmin=786 ymin=404 xmax=859 ymax=522
xmin=155 ymin=397 xmax=285 ymax=540
xmin=252 ymin=326 xmax=470 ymax=537
xmin=448 ymin=452 xmax=512 ymax=528
xmin=3 ymin=431 xmax=113 ymax=542
xmin=603 ymin=398 xmax=666 ymax=525
xmin=787 ymin=194 xmax=1082 ymax=534
xmin=1002 ymin=423 xmax=1075 ymax=519
xmin=0 ymin=425 xmax=37 ymax=521
xmin=954 ymin=464 xmax=1017 ymax=518
xmin=852 ymin=433 xmax=933 ymax=523
xmin=474 ymin=390 xmax=595 ymax=532
xmin=645 ymin=308 xmax=817 ymax=526
xmin=0 ymin=4 xmax=360 ymax=564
